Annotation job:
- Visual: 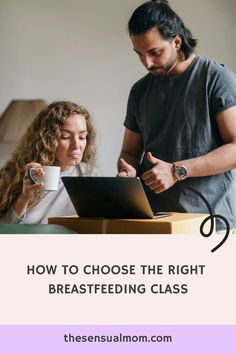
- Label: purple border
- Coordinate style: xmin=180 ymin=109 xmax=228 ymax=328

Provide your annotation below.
xmin=0 ymin=325 xmax=235 ymax=354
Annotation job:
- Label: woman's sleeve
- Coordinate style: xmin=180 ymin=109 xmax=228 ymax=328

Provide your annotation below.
xmin=0 ymin=206 xmax=24 ymax=224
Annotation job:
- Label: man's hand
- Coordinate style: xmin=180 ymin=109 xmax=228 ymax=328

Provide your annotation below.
xmin=142 ymin=152 xmax=177 ymax=193
xmin=117 ymin=158 xmax=137 ymax=177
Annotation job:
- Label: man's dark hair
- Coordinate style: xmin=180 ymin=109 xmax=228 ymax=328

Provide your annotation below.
xmin=128 ymin=0 xmax=197 ymax=59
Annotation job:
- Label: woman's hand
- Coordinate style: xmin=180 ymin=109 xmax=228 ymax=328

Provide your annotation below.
xmin=12 ymin=162 xmax=44 ymax=218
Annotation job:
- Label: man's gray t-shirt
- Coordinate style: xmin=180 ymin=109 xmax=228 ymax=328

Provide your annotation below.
xmin=124 ymin=55 xmax=236 ymax=230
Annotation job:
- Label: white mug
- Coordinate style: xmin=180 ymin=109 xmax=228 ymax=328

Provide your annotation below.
xmin=28 ymin=166 xmax=61 ymax=191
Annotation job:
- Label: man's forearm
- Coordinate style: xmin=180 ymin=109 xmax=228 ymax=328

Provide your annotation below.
xmin=177 ymin=143 xmax=236 ymax=177
xmin=118 ymin=151 xmax=142 ymax=172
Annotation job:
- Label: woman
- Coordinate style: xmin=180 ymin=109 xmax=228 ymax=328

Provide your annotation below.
xmin=0 ymin=101 xmax=97 ymax=224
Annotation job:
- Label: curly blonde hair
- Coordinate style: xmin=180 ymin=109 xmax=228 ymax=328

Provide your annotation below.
xmin=0 ymin=101 xmax=96 ymax=216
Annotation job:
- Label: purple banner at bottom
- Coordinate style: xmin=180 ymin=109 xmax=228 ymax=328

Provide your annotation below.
xmin=0 ymin=325 xmax=235 ymax=354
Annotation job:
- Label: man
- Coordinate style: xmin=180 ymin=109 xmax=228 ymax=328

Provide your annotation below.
xmin=118 ymin=0 xmax=236 ymax=230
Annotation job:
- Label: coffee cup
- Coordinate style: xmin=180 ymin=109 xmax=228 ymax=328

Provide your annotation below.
xmin=27 ymin=166 xmax=61 ymax=191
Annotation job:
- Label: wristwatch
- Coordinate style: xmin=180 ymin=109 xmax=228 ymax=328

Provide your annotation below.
xmin=172 ymin=162 xmax=188 ymax=181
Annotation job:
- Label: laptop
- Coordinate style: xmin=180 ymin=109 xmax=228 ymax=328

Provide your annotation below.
xmin=62 ymin=176 xmax=170 ymax=219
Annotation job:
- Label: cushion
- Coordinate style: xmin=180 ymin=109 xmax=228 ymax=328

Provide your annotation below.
xmin=0 ymin=99 xmax=46 ymax=143
xmin=0 ymin=143 xmax=17 ymax=167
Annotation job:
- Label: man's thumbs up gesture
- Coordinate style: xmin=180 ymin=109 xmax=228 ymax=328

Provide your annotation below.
xmin=141 ymin=152 xmax=177 ymax=194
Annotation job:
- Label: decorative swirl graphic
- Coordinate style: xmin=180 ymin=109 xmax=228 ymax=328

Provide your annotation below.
xmin=186 ymin=187 xmax=230 ymax=252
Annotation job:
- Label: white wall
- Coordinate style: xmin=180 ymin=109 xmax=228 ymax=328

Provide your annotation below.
xmin=1 ymin=0 xmax=235 ymax=174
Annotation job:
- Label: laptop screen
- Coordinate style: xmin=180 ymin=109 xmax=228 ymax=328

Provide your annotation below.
xmin=62 ymin=176 xmax=155 ymax=219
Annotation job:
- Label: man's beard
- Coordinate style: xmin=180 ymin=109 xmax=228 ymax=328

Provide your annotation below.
xmin=148 ymin=51 xmax=178 ymax=77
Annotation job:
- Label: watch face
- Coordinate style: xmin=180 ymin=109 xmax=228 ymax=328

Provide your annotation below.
xmin=175 ymin=166 xmax=187 ymax=180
